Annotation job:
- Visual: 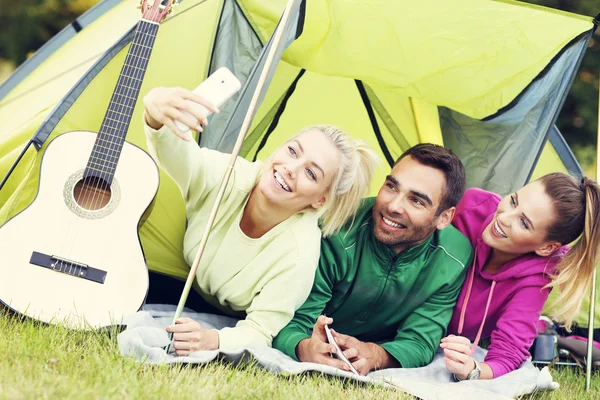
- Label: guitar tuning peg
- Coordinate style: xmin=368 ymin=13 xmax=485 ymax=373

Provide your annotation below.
xmin=167 ymin=1 xmax=179 ymax=15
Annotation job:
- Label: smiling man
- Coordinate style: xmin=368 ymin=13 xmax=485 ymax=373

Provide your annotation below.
xmin=273 ymin=143 xmax=473 ymax=375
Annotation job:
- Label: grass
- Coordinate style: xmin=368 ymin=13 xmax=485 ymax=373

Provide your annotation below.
xmin=1 ymin=310 xmax=598 ymax=400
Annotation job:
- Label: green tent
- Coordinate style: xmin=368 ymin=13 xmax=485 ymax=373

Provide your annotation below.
xmin=0 ymin=0 xmax=598 ymax=328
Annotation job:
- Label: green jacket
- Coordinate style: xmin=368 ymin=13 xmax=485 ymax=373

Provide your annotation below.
xmin=273 ymin=198 xmax=473 ymax=368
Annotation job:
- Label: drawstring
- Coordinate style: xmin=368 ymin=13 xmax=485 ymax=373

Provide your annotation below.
xmin=457 ymin=249 xmax=497 ymax=356
xmin=457 ymin=251 xmax=477 ymax=333
xmin=471 ymin=281 xmax=496 ymax=355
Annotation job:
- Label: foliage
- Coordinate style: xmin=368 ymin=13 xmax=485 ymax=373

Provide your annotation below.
xmin=0 ymin=0 xmax=101 ymax=64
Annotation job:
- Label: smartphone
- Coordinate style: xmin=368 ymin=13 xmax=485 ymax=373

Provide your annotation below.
xmin=174 ymin=67 xmax=242 ymax=133
xmin=324 ymin=324 xmax=360 ymax=375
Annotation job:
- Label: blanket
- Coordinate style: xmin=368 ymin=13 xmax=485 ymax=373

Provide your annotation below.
xmin=117 ymin=306 xmax=558 ymax=399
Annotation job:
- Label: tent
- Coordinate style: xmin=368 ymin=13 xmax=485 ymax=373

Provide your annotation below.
xmin=0 ymin=0 xmax=598 ymax=329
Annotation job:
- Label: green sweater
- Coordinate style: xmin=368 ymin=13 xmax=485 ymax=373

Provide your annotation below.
xmin=273 ymin=198 xmax=473 ymax=368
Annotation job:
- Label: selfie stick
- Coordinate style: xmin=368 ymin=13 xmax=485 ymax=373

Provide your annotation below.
xmin=586 ymin=81 xmax=599 ymax=391
xmin=165 ymin=0 xmax=298 ymax=349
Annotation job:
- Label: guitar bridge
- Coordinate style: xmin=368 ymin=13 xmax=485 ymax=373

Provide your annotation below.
xmin=29 ymin=252 xmax=107 ymax=284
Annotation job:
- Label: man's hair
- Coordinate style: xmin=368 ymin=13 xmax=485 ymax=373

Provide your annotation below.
xmin=395 ymin=143 xmax=466 ymax=213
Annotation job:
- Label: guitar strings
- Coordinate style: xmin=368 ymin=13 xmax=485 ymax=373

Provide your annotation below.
xmin=68 ymin=4 xmax=163 ymax=279
xmin=79 ymin=4 xmax=164 ymax=285
xmin=84 ymin=4 xmax=162 ymax=213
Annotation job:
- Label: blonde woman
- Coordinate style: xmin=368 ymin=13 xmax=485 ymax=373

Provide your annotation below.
xmin=441 ymin=173 xmax=600 ymax=380
xmin=142 ymin=87 xmax=379 ymax=354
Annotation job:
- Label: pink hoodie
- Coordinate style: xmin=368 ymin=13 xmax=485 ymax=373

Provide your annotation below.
xmin=447 ymin=188 xmax=568 ymax=377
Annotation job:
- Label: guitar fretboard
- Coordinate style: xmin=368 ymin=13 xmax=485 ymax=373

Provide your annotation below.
xmin=84 ymin=20 xmax=159 ymax=184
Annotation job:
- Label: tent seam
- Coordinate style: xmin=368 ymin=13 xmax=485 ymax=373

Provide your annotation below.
xmin=240 ymin=89 xmax=290 ymax=158
xmin=355 ymin=80 xmax=394 ymax=167
xmin=233 ymin=0 xmax=266 ymax=45
xmin=202 ymin=0 xmax=228 ymax=145
xmin=483 ymin=31 xmax=592 ymax=121
xmin=524 ymin=31 xmax=593 ymax=184
xmin=252 ymin=69 xmax=306 ymax=162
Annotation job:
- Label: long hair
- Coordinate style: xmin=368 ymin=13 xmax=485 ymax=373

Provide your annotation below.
xmin=287 ymin=125 xmax=380 ymax=237
xmin=539 ymin=173 xmax=600 ymax=329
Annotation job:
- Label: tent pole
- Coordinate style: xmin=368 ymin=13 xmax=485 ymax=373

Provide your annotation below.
xmin=587 ymin=271 xmax=597 ymax=390
xmin=165 ymin=0 xmax=299 ymax=350
xmin=0 ymin=139 xmax=35 ymax=193
xmin=587 ymin=78 xmax=600 ymax=391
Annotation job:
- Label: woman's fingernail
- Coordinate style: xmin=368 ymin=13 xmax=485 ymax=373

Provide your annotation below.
xmin=330 ymin=347 xmax=337 ymax=353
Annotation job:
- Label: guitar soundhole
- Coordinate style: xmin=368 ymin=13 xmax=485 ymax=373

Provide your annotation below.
xmin=73 ymin=177 xmax=112 ymax=211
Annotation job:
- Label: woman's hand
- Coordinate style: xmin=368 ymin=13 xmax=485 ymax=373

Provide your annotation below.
xmin=143 ymin=86 xmax=219 ymax=141
xmin=440 ymin=334 xmax=476 ymax=380
xmin=165 ymin=317 xmax=219 ymax=355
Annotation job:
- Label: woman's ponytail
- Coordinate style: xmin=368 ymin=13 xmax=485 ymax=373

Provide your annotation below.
xmin=542 ymin=174 xmax=600 ymax=329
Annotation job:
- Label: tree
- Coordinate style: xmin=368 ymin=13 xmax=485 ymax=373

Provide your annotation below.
xmin=0 ymin=0 xmax=100 ymax=64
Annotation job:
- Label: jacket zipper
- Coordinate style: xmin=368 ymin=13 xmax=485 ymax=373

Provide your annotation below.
xmin=359 ymin=259 xmax=395 ymax=322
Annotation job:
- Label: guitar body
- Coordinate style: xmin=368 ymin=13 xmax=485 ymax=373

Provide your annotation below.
xmin=0 ymin=131 xmax=159 ymax=328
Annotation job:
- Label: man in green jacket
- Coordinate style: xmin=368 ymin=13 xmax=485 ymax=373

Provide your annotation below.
xmin=273 ymin=143 xmax=473 ymax=375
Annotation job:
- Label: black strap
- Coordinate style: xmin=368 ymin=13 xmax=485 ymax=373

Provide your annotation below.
xmin=252 ymin=69 xmax=306 ymax=161
xmin=71 ymin=20 xmax=83 ymax=32
xmin=355 ymin=80 xmax=394 ymax=167
xmin=295 ymin=0 xmax=306 ymax=39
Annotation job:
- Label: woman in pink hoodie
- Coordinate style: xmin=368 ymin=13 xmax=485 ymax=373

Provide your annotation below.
xmin=440 ymin=172 xmax=600 ymax=380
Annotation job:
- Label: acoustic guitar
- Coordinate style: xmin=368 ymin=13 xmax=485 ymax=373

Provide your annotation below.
xmin=0 ymin=0 xmax=175 ymax=328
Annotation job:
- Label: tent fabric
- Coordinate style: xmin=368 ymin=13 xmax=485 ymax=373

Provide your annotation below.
xmin=441 ymin=32 xmax=592 ymax=195
xmin=0 ymin=0 xmax=598 ymax=327
xmin=0 ymin=0 xmax=123 ymax=101
xmin=240 ymin=0 xmax=592 ymax=119
xmin=0 ymin=1 xmax=142 ymax=202
xmin=202 ymin=0 xmax=305 ymax=153
xmin=541 ymin=125 xmax=584 ymax=179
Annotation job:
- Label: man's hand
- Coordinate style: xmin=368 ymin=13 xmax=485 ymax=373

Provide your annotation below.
xmin=295 ymin=316 xmax=354 ymax=372
xmin=165 ymin=317 xmax=219 ymax=355
xmin=440 ymin=334 xmax=475 ymax=380
xmin=331 ymin=330 xmax=400 ymax=375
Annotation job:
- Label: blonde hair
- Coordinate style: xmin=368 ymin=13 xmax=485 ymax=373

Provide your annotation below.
xmin=289 ymin=125 xmax=380 ymax=237
xmin=539 ymin=173 xmax=600 ymax=329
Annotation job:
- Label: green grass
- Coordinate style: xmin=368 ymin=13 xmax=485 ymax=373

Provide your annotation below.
xmin=1 ymin=310 xmax=598 ymax=399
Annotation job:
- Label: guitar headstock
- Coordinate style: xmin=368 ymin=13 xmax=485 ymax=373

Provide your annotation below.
xmin=139 ymin=0 xmax=177 ymax=23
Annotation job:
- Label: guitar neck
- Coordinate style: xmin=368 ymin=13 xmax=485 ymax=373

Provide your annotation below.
xmin=84 ymin=20 xmax=159 ymax=184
